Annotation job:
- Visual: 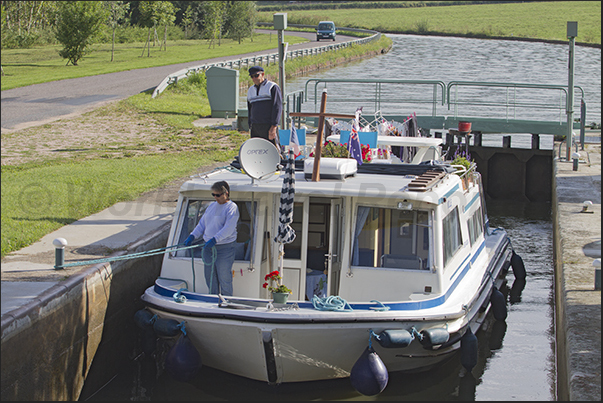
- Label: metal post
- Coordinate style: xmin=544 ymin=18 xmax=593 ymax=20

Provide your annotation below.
xmin=565 ymin=21 xmax=577 ymax=160
xmin=53 ymin=238 xmax=67 ymax=270
xmin=580 ymin=99 xmax=586 ymax=150
xmin=274 ymin=13 xmax=288 ymax=131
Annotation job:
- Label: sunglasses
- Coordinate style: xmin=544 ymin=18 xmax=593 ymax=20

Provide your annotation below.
xmin=250 ymin=73 xmax=261 ymax=78
xmin=211 ymin=193 xmax=224 ymax=197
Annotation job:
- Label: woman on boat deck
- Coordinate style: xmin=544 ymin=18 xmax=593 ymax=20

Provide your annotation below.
xmin=184 ymin=181 xmax=239 ymax=296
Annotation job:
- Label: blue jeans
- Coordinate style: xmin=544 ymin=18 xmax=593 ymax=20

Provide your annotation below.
xmin=202 ymin=241 xmax=235 ymax=296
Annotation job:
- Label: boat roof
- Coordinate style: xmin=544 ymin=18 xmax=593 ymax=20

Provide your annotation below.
xmin=180 ymin=159 xmax=458 ymax=205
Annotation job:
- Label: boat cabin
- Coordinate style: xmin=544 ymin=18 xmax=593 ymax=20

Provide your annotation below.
xmin=162 ymin=139 xmax=487 ymax=305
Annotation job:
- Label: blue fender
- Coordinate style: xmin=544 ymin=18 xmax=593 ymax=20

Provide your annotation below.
xmin=460 ymin=328 xmax=478 ymax=372
xmin=511 ymin=251 xmax=526 ymax=280
xmin=377 ymin=329 xmax=412 ymax=348
xmin=153 ymin=318 xmax=182 ymax=338
xmin=165 ymin=333 xmax=202 ymax=382
xmin=350 ymin=346 xmax=389 ymax=396
xmin=490 ymin=287 xmax=508 ymax=321
xmin=420 ymin=328 xmax=450 ymax=349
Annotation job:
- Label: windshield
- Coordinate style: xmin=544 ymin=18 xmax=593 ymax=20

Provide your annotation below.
xmin=318 ymin=23 xmax=334 ymax=30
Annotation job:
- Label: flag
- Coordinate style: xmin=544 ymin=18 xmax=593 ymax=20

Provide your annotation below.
xmin=347 ymin=107 xmax=363 ymax=165
xmin=274 ymin=149 xmax=296 ymax=245
xmin=289 ymin=123 xmax=301 ymax=158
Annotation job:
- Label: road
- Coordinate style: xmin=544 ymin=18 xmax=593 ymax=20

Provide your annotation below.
xmin=0 ymin=30 xmax=351 ymax=132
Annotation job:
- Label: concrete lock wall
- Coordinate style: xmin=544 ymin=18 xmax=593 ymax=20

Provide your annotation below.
xmin=0 ymin=225 xmax=168 ymax=401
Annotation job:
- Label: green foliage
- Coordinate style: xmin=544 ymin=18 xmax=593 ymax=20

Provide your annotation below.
xmin=224 ymin=1 xmax=257 ymax=44
xmin=54 ymin=1 xmax=108 ymax=65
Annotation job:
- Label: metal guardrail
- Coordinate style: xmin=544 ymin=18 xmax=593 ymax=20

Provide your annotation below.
xmin=151 ymin=24 xmax=380 ymax=98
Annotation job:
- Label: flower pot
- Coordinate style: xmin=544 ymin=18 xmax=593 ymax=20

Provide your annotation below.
xmin=272 ymin=292 xmax=289 ymax=304
xmin=458 ymin=121 xmax=472 ymax=132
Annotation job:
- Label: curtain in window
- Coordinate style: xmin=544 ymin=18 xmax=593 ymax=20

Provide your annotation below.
xmin=352 ymin=206 xmax=371 ymax=265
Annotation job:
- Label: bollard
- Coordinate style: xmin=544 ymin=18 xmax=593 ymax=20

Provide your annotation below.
xmin=531 ymin=133 xmax=540 ymax=150
xmin=53 ymin=238 xmax=68 ymax=270
xmin=594 ymin=259 xmax=601 ymax=290
xmin=474 ymin=132 xmax=482 ymax=147
xmin=572 ymin=152 xmax=580 ymax=171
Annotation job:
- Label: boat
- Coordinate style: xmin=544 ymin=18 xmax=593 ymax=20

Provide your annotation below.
xmin=139 ymin=112 xmax=524 ymax=393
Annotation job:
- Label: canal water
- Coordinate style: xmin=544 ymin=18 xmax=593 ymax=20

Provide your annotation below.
xmin=282 ymin=34 xmax=601 ymax=126
xmin=83 ymin=34 xmax=600 ymax=401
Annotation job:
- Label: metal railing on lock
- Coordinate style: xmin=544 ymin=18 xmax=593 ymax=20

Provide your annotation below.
xmin=446 ymin=81 xmax=585 ymax=120
xmin=289 ymin=78 xmax=586 ymax=137
xmin=151 ymin=25 xmax=381 ymax=99
xmin=303 ymin=78 xmax=447 ymax=115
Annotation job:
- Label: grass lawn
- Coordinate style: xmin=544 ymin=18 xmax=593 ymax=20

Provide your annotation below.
xmin=1 ymin=33 xmax=307 ymax=91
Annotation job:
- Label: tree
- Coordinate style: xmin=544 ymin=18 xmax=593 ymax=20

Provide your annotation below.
xmin=156 ymin=1 xmax=176 ymax=51
xmin=138 ymin=1 xmax=174 ymax=56
xmin=54 ymin=1 xmax=107 ymax=66
xmin=224 ymin=1 xmax=256 ymax=44
xmin=202 ymin=1 xmax=227 ymax=49
xmin=181 ymin=4 xmax=193 ymax=39
xmin=106 ymin=1 xmax=130 ymax=62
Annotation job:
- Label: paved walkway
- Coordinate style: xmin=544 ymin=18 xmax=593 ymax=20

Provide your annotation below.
xmin=553 ymin=138 xmax=601 ymax=401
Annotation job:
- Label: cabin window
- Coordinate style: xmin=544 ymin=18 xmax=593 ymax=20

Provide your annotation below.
xmin=283 ymin=202 xmax=304 ymax=259
xmin=467 ymin=206 xmax=484 ymax=245
xmin=173 ymin=199 xmax=256 ymax=261
xmin=352 ymin=206 xmax=431 ymax=270
xmin=443 ymin=207 xmax=463 ymax=266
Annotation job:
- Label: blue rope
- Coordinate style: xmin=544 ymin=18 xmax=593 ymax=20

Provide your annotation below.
xmin=312 ymin=295 xmax=353 ymax=311
xmin=368 ymin=328 xmax=381 ymax=349
xmin=410 ymin=326 xmax=423 ymax=342
xmin=369 ymin=300 xmax=390 ymax=311
xmin=200 ymin=245 xmax=217 ymax=293
xmin=173 ymin=288 xmax=188 ymax=303
xmin=177 ymin=321 xmax=187 ymax=336
xmin=56 ymin=243 xmax=199 ymax=269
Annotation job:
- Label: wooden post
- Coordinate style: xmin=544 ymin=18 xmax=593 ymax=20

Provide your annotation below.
xmin=289 ymin=89 xmax=355 ymax=181
xmin=312 ymin=91 xmax=328 ymax=181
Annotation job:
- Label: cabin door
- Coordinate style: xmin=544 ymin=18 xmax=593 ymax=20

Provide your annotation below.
xmin=327 ymin=199 xmax=343 ymax=296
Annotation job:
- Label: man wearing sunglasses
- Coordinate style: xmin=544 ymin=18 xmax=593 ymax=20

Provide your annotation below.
xmin=246 ymin=65 xmax=282 ymax=149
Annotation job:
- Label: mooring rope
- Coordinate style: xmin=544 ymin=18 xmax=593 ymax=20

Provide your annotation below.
xmin=311 ymin=295 xmax=353 ymax=311
xmin=57 ymin=243 xmax=198 ymax=269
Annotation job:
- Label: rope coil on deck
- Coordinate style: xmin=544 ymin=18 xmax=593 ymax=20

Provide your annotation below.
xmin=312 ymin=295 xmax=353 ymax=311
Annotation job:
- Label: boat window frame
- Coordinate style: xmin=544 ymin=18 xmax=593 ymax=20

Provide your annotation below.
xmin=350 ymin=203 xmax=433 ymax=271
xmin=171 ymin=197 xmax=257 ymax=262
xmin=442 ymin=206 xmax=463 ymax=266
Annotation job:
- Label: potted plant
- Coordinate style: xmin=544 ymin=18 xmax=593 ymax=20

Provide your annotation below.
xmin=450 ymin=150 xmax=474 ymax=189
xmin=263 ymin=270 xmax=292 ymax=303
xmin=309 ymin=140 xmax=372 ymax=163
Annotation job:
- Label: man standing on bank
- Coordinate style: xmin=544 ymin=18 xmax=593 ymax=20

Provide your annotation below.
xmin=247 ymin=65 xmax=283 ymax=149
xmin=183 ymin=181 xmax=239 ymax=296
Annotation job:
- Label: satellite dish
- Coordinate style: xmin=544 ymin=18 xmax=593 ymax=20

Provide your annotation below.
xmin=239 ymin=138 xmax=281 ymax=179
